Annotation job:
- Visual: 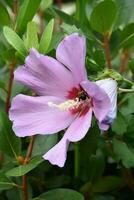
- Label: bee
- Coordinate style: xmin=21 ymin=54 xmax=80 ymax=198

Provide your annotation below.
xmin=78 ymin=91 xmax=87 ymax=101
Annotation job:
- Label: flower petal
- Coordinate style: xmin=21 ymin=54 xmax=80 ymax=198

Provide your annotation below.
xmin=43 ymin=138 xmax=69 ymax=167
xmin=56 ymin=33 xmax=87 ymax=84
xmin=96 ymin=78 xmax=117 ymax=130
xmin=14 ymin=48 xmax=74 ymax=98
xmin=65 ymin=109 xmax=92 ymax=142
xmin=80 ymin=80 xmax=110 ymax=123
xmin=9 ymin=94 xmax=76 ymax=137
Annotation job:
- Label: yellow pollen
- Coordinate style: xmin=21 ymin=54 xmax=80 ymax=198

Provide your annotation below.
xmin=48 ymin=98 xmax=80 ymax=111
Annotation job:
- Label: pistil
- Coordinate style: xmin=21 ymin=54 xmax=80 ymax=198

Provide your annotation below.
xmin=48 ymin=98 xmax=81 ymax=111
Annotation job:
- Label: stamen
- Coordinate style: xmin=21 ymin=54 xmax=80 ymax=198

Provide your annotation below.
xmin=48 ymin=98 xmax=81 ymax=111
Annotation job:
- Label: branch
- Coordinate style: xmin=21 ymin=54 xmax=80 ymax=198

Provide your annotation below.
xmin=119 ymin=50 xmax=130 ymax=74
xmin=54 ymin=0 xmax=63 ymax=26
xmin=13 ymin=0 xmax=18 ymax=23
xmin=54 ymin=0 xmax=62 ymax=9
xmin=22 ymin=136 xmax=35 ymax=200
xmin=103 ymin=34 xmax=112 ymax=69
xmin=5 ymin=61 xmax=15 ymax=113
xmin=118 ymin=88 xmax=134 ymax=93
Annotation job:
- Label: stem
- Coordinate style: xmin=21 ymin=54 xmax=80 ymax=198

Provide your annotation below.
xmin=103 ymin=34 xmax=112 ymax=69
xmin=0 ymin=153 xmax=4 ymax=169
xmin=119 ymin=50 xmax=130 ymax=74
xmin=54 ymin=0 xmax=63 ymax=26
xmin=22 ymin=136 xmax=35 ymax=200
xmin=22 ymin=176 xmax=28 ymax=200
xmin=5 ymin=62 xmax=15 ymax=113
xmin=38 ymin=9 xmax=44 ymax=34
xmin=5 ymin=0 xmax=18 ymax=113
xmin=74 ymin=143 xmax=80 ymax=178
xmin=13 ymin=0 xmax=18 ymax=23
xmin=123 ymin=78 xmax=134 ymax=86
xmin=118 ymin=88 xmax=134 ymax=93
xmin=13 ymin=0 xmax=18 ymax=16
xmin=55 ymin=0 xmax=62 ymax=9
xmin=24 ymin=136 xmax=35 ymax=165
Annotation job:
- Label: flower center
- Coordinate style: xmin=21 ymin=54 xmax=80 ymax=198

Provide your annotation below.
xmin=48 ymin=87 xmax=92 ymax=115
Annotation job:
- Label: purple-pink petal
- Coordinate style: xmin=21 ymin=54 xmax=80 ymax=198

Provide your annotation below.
xmin=9 ymin=94 xmax=76 ymax=137
xmin=99 ymin=120 xmax=110 ymax=131
xmin=14 ymin=48 xmax=75 ymax=98
xmin=80 ymin=80 xmax=110 ymax=123
xmin=65 ymin=109 xmax=92 ymax=142
xmin=43 ymin=138 xmax=70 ymax=167
xmin=96 ymin=78 xmax=117 ymax=130
xmin=56 ymin=33 xmax=87 ymax=84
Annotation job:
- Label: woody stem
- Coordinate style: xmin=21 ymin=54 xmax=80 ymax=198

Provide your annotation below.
xmin=22 ymin=136 xmax=35 ymax=200
xmin=103 ymin=34 xmax=112 ymax=69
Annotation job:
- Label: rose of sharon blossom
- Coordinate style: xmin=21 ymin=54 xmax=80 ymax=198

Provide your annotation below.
xmin=9 ymin=33 xmax=117 ymax=167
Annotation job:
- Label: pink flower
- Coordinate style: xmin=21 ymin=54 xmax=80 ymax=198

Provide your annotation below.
xmin=9 ymin=33 xmax=117 ymax=167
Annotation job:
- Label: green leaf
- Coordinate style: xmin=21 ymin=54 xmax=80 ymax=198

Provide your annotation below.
xmin=39 ymin=19 xmax=54 ymax=54
xmin=45 ymin=175 xmax=70 ymax=189
xmin=113 ymin=138 xmax=134 ymax=168
xmin=86 ymin=58 xmax=102 ymax=74
xmin=32 ymin=134 xmax=58 ymax=156
xmin=52 ymin=7 xmax=90 ymax=35
xmin=52 ymin=7 xmax=80 ymax=28
xmin=16 ymin=0 xmax=41 ymax=33
xmin=3 ymin=26 xmax=27 ymax=57
xmin=90 ymin=0 xmax=117 ymax=34
xmin=86 ymin=1 xmax=95 ymax=21
xmin=88 ymin=150 xmax=105 ymax=184
xmin=47 ymin=32 xmax=64 ymax=52
xmin=40 ymin=0 xmax=53 ymax=10
xmin=93 ymin=49 xmax=105 ymax=69
xmin=126 ymin=115 xmax=134 ymax=138
xmin=0 ymin=3 xmax=10 ymax=27
xmin=75 ymin=0 xmax=89 ymax=26
xmin=3 ymin=0 xmax=14 ymax=8
xmin=0 ymin=173 xmax=14 ymax=191
xmin=93 ymin=176 xmax=125 ymax=193
xmin=6 ymin=188 xmax=23 ymax=200
xmin=112 ymin=112 xmax=127 ymax=135
xmin=61 ymin=23 xmax=83 ymax=35
xmin=120 ymin=94 xmax=134 ymax=115
xmin=0 ymin=112 xmax=21 ymax=158
xmin=76 ymin=125 xmax=100 ymax=181
xmin=6 ymin=156 xmax=43 ymax=177
xmin=0 ymin=49 xmax=15 ymax=62
xmin=115 ymin=0 xmax=134 ymax=28
xmin=0 ymin=80 xmax=6 ymax=92
xmin=119 ymin=23 xmax=134 ymax=48
xmin=34 ymin=189 xmax=84 ymax=200
xmin=25 ymin=21 xmax=39 ymax=49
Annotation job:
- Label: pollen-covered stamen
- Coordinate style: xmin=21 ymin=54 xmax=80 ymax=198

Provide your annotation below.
xmin=48 ymin=89 xmax=91 ymax=113
xmin=48 ymin=98 xmax=81 ymax=111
